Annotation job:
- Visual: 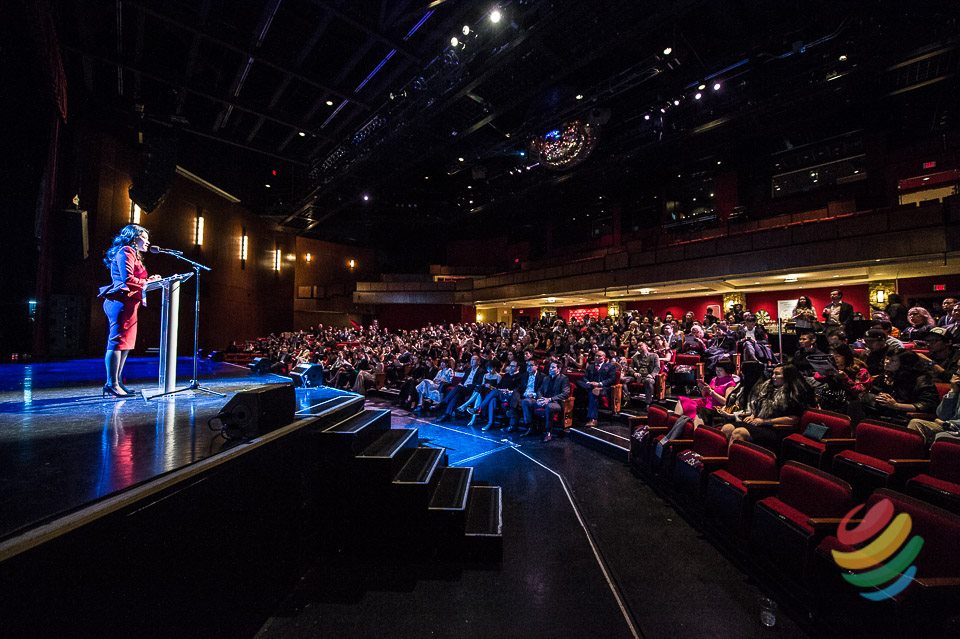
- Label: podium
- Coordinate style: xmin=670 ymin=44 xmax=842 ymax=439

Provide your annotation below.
xmin=145 ymin=272 xmax=194 ymax=394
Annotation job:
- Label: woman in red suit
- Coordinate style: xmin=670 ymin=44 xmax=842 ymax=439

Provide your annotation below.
xmin=98 ymin=225 xmax=160 ymax=397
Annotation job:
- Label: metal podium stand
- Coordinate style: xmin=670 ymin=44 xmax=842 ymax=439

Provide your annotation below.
xmin=143 ymin=272 xmax=193 ymax=397
xmin=143 ymin=252 xmax=223 ymax=401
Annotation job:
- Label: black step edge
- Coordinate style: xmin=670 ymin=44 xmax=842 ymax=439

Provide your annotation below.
xmin=429 ymin=466 xmax=474 ymax=511
xmin=357 ymin=428 xmax=419 ymax=459
xmin=393 ymin=447 xmax=445 ymax=485
xmin=465 ymin=485 xmax=503 ymax=537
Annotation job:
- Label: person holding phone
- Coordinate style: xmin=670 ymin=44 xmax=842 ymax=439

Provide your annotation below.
xmin=907 ymin=372 xmax=960 ymax=444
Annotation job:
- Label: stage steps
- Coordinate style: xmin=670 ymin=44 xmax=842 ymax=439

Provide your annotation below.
xmin=317 ymin=410 xmax=503 ymax=563
xmin=569 ymin=424 xmax=631 ymax=462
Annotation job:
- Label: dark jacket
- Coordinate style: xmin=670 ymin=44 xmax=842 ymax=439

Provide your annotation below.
xmin=537 ymin=373 xmax=571 ymax=403
xmin=583 ymin=361 xmax=618 ymax=388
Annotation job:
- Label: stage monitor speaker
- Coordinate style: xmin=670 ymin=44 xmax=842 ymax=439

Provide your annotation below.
xmin=215 ymin=383 xmax=296 ymax=436
xmin=207 ymin=350 xmax=225 ymax=362
xmin=289 ymin=363 xmax=324 ymax=387
xmin=248 ymin=357 xmax=272 ymax=374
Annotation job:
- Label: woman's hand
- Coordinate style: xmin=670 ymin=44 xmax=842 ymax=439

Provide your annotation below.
xmin=147 ymin=274 xmax=162 ymax=282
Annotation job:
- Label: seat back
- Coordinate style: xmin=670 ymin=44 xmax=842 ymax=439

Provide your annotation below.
xmin=692 ymin=425 xmax=728 ymax=457
xmin=727 ymin=441 xmax=779 ymax=482
xmin=646 ymin=404 xmax=673 ymax=428
xmin=854 ymin=421 xmax=927 ymax=462
xmin=935 ymin=382 xmax=951 ymax=400
xmin=799 ymin=408 xmax=852 ymax=439
xmin=778 ymin=461 xmax=854 ymax=518
xmin=674 ymin=354 xmax=701 ymax=367
xmin=868 ymin=489 xmax=960 ymax=579
xmin=929 ymin=438 xmax=960 ymax=485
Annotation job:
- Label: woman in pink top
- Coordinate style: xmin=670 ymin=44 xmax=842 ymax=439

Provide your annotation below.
xmin=674 ymin=359 xmax=738 ymax=420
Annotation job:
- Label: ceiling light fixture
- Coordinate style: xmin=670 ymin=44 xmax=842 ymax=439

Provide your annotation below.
xmin=698 ymin=84 xmax=706 ymax=91
xmin=490 ymin=9 xmax=502 ymax=23
xmin=694 ymin=92 xmax=702 ymax=100
xmin=298 ymin=131 xmax=306 ymax=137
xmin=458 ymin=157 xmax=465 ymax=162
xmin=325 ymin=99 xmax=334 ymax=106
xmin=462 ymin=25 xmax=471 ymax=36
xmin=673 ymin=99 xmax=680 ymax=106
xmin=839 ymin=54 xmax=847 ymax=61
xmin=644 ymin=114 xmax=651 ymax=120
xmin=450 ymin=36 xmax=459 ymax=47
xmin=575 ymin=94 xmax=584 ymax=100
xmin=713 ymin=82 xmax=721 ymax=91
xmin=362 ymin=194 xmax=370 ymax=201
xmin=663 ymin=47 xmax=672 ymax=55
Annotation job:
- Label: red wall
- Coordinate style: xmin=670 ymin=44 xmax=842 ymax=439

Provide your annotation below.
xmin=376 ymin=304 xmax=475 ymax=331
xmin=896 ymin=274 xmax=960 ymax=303
xmin=556 ymin=305 xmax=608 ymax=322
xmin=745 ymin=284 xmax=870 ymax=319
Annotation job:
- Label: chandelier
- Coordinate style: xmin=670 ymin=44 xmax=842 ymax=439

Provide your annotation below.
xmin=529 ymin=120 xmax=597 ymax=170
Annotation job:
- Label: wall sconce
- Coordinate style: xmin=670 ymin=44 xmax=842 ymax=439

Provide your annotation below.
xmin=274 ymin=248 xmax=281 ymax=272
xmin=130 ymin=202 xmax=141 ymax=225
xmin=876 ymin=289 xmax=886 ymax=305
xmin=476 ymin=312 xmax=484 ymax=322
xmin=305 ymin=253 xmax=312 ymax=263
xmin=195 ymin=212 xmax=204 ymax=246
xmin=240 ymin=228 xmax=248 ymax=262
xmin=347 ymin=258 xmax=356 ymax=269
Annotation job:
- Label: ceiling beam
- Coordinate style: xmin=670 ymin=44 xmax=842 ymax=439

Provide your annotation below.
xmin=122 ymin=0 xmax=369 ymax=109
xmin=310 ymin=0 xmax=423 ymax=65
xmin=66 ymin=47 xmax=332 ymax=143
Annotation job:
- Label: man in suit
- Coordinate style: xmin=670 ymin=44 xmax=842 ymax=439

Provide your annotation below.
xmin=577 ymin=349 xmax=618 ymax=427
xmin=822 ymin=289 xmax=854 ymax=334
xmin=533 ymin=360 xmax=571 ymax=442
xmin=437 ymin=355 xmax=482 ymax=421
xmin=506 ymin=359 xmax=542 ymax=433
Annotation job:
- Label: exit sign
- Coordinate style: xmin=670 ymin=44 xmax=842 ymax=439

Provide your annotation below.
xmin=934 ymin=284 xmax=946 ymax=292
xmin=922 ymin=161 xmax=937 ymax=170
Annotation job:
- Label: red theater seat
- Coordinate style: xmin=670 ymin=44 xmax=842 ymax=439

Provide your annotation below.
xmin=750 ymin=461 xmax=854 ymax=577
xmin=831 ymin=420 xmax=929 ymax=500
xmin=812 ymin=489 xmax=960 ymax=634
xmin=781 ymin=409 xmax=854 ymax=469
xmin=629 ymin=404 xmax=674 ymax=474
xmin=705 ymin=441 xmax=779 ymax=537
xmin=906 ymin=437 xmax=960 ymax=514
xmin=671 ymin=425 xmax=730 ymax=497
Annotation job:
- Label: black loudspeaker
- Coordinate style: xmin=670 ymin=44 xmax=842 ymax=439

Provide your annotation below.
xmin=54 ymin=208 xmax=89 ymax=260
xmin=207 ymin=350 xmax=225 ymax=362
xmin=248 ymin=357 xmax=272 ymax=374
xmin=215 ymin=383 xmax=296 ymax=436
xmin=289 ymin=363 xmax=325 ymax=387
xmin=129 ymin=134 xmax=178 ymax=212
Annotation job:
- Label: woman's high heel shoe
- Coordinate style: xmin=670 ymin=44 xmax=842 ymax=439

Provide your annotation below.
xmin=118 ymin=382 xmax=138 ymax=395
xmin=467 ymin=415 xmax=477 ymax=427
xmin=102 ymin=384 xmax=132 ymax=398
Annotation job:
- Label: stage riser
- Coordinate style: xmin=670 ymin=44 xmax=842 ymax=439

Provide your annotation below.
xmin=0 ymin=410 xmax=353 ymax=638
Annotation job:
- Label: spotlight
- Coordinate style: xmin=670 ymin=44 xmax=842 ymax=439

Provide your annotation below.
xmin=698 ymin=84 xmax=706 ymax=90
xmin=663 ymin=47 xmax=672 ymax=55
xmin=673 ymin=99 xmax=680 ymax=106
xmin=838 ymin=54 xmax=847 ymax=61
xmin=265 ymin=183 xmax=271 ymax=188
xmin=362 ymin=193 xmax=370 ymax=201
xmin=462 ymin=25 xmax=471 ymax=36
xmin=326 ymin=99 xmax=334 ymax=106
xmin=458 ymin=157 xmax=465 ymax=162
xmin=450 ymin=36 xmax=459 ymax=47
xmin=490 ymin=9 xmax=502 ymax=23
xmin=644 ymin=114 xmax=651 ymax=120
xmin=298 ymin=131 xmax=306 ymax=137
xmin=467 ymin=185 xmax=472 ymax=189
xmin=424 ymin=176 xmax=429 ymax=180
xmin=575 ymin=94 xmax=584 ymax=100
xmin=712 ymin=82 xmax=721 ymax=91
xmin=660 ymin=107 xmax=666 ymax=113
xmin=694 ymin=92 xmax=702 ymax=100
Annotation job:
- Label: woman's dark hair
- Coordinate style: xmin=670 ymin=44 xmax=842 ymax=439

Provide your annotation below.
xmin=776 ymin=364 xmax=812 ymax=408
xmin=104 ymin=224 xmax=147 ymax=267
xmin=715 ymin=358 xmax=733 ymax=375
xmin=830 ymin=344 xmax=856 ymax=368
xmin=737 ymin=360 xmax=765 ymax=395
xmin=796 ymin=296 xmax=812 ymax=308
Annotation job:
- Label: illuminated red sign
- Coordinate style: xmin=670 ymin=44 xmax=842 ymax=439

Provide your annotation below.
xmin=934 ymin=284 xmax=946 ymax=292
xmin=922 ymin=161 xmax=937 ymax=170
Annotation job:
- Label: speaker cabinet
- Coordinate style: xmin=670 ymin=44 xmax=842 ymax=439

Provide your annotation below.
xmin=248 ymin=357 xmax=272 ymax=374
xmin=216 ymin=383 xmax=296 ymax=436
xmin=289 ymin=363 xmax=324 ymax=387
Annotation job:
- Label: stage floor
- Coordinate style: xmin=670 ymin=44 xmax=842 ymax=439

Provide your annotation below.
xmin=0 ymin=357 xmax=353 ymax=541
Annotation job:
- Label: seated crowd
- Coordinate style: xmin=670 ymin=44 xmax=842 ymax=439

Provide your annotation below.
xmin=230 ymin=292 xmax=960 ymax=449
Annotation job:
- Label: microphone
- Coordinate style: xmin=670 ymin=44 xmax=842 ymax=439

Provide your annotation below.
xmin=148 ymin=245 xmax=184 ymax=255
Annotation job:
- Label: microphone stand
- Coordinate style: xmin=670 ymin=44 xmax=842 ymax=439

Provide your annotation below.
xmin=145 ymin=252 xmax=225 ymax=400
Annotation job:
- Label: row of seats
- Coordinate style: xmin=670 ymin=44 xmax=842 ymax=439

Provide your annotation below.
xmin=629 ymin=407 xmax=960 ymax=634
